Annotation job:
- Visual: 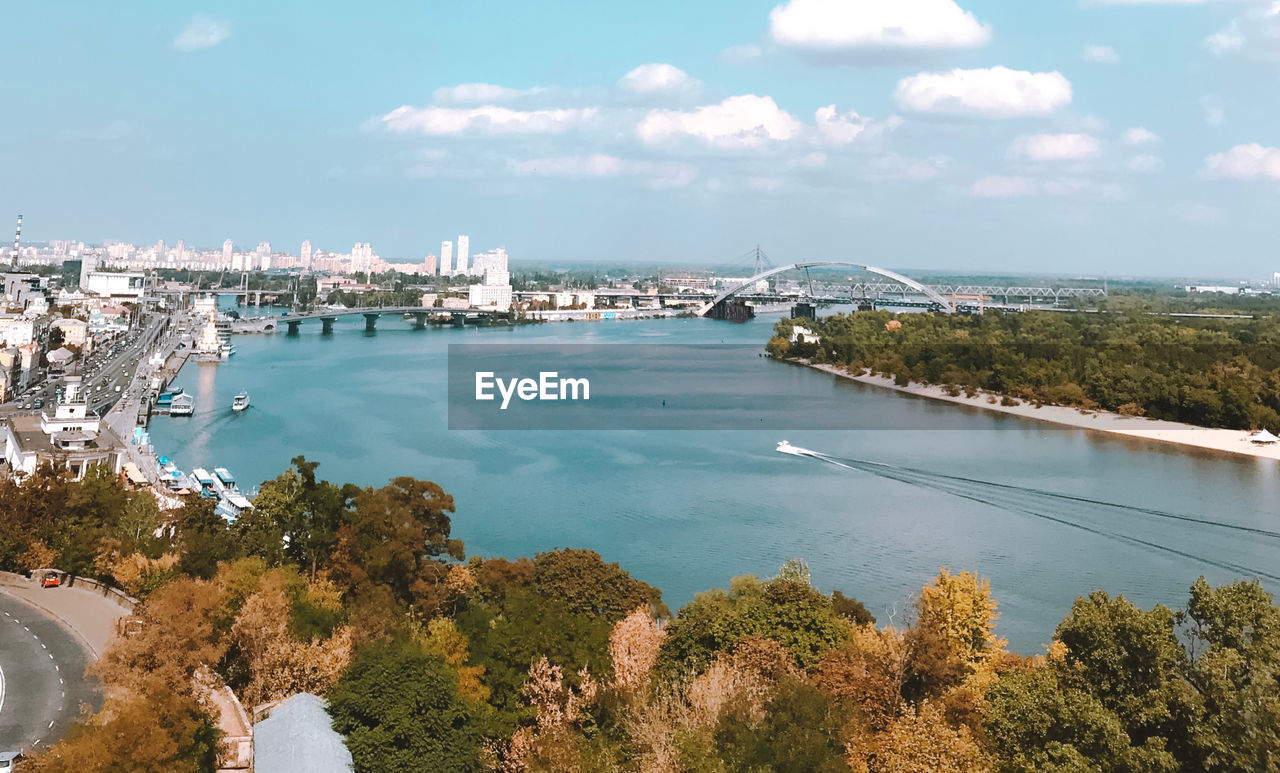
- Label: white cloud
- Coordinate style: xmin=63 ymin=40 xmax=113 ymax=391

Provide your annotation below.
xmin=747 ymin=176 xmax=784 ymax=192
xmin=971 ymin=175 xmax=1035 ymax=197
xmin=721 ymin=44 xmax=765 ymax=64
xmin=895 ymin=66 xmax=1072 ymax=118
xmin=1012 ymin=133 xmax=1100 ymax=161
xmin=172 ymin=16 xmax=230 ymax=52
xmin=769 ymin=0 xmax=990 ymax=52
xmin=1205 ymin=143 xmax=1280 ymax=180
xmin=1128 ymin=154 xmax=1163 ymax=173
xmin=508 ymin=154 xmax=697 ymax=188
xmin=381 ymin=105 xmax=597 ymax=136
xmin=1204 ymin=3 xmax=1280 ymax=57
xmin=1082 ymin=44 xmax=1120 ymax=63
xmin=637 ymin=95 xmax=803 ymax=148
xmin=510 ymin=154 xmax=624 ymax=177
xmin=432 ymin=84 xmax=544 ymax=105
xmin=1123 ymin=127 xmax=1159 ymax=145
xmin=869 ymin=153 xmax=949 ymax=180
xmin=814 ymin=105 xmax=870 ymax=144
xmin=620 ymin=63 xmax=699 ymax=95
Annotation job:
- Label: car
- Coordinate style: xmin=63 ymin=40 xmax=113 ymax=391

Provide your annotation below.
xmin=33 ymin=399 xmax=43 ymax=408
xmin=40 ymin=572 xmax=60 ymax=588
xmin=0 ymin=751 xmax=21 ymax=771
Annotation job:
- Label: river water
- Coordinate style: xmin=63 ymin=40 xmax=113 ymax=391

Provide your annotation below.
xmin=146 ymin=310 xmax=1280 ymax=651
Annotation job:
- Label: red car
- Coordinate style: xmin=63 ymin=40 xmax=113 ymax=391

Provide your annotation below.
xmin=40 ymin=572 xmax=60 ymax=588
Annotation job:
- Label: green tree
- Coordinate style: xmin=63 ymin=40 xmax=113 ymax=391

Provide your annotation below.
xmin=328 ymin=642 xmax=483 ymax=773
xmin=532 ymin=548 xmax=667 ymax=622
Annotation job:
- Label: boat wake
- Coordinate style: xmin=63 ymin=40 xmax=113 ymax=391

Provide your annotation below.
xmin=776 ymin=442 xmax=1280 ymax=583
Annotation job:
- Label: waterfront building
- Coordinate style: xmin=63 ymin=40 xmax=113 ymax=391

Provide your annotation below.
xmin=2 ymin=376 xmax=122 ymax=480
xmin=456 ymin=235 xmax=469 ymax=276
xmin=468 ymin=266 xmax=512 ymax=310
xmin=470 ymin=247 xmax=508 ymax=276
xmin=440 ymin=241 xmax=453 ymax=275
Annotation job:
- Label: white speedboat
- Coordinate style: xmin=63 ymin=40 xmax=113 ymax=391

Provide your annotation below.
xmin=776 ymin=440 xmax=807 ymax=456
xmin=232 ymin=392 xmax=250 ymax=412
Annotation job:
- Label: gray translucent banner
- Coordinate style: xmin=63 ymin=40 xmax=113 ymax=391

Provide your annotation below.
xmin=446 ymin=344 xmax=1119 ymax=431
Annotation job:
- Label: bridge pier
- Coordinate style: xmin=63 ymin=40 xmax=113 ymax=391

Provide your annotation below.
xmin=412 ymin=312 xmax=428 ymax=330
xmin=362 ymin=312 xmax=380 ymax=332
xmin=450 ymin=312 xmax=467 ymax=328
xmin=320 ymin=316 xmax=336 ymax=335
xmin=286 ymin=320 xmax=301 ymax=335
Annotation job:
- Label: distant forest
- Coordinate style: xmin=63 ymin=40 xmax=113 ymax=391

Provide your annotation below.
xmin=768 ymin=310 xmax=1280 ymax=432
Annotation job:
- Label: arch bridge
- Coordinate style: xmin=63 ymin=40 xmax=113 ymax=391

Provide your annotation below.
xmin=698 ymin=262 xmax=955 ymax=317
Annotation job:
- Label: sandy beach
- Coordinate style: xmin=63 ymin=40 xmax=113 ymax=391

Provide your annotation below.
xmin=804 ymin=361 xmax=1280 ymax=463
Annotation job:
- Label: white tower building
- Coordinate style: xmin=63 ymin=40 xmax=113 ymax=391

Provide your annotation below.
xmin=222 ymin=239 xmax=233 ymax=267
xmin=441 ymin=241 xmax=453 ymax=276
xmin=456 ymin=235 xmax=469 ymax=276
xmin=301 ymin=240 xmax=313 ymax=269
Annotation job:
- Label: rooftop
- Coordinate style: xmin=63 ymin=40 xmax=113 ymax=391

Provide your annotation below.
xmin=253 ymin=693 xmax=353 ymax=773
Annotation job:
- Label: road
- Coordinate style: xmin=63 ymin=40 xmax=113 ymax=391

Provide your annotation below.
xmin=0 ymin=593 xmax=97 ymax=754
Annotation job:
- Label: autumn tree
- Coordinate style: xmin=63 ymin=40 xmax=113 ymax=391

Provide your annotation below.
xmin=22 ymin=677 xmax=220 ymax=773
xmin=847 ymin=701 xmax=991 ymax=773
xmin=608 ymin=606 xmax=666 ymax=695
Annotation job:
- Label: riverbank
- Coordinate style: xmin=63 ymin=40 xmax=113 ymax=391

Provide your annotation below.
xmin=803 ymin=361 xmax=1280 ymax=462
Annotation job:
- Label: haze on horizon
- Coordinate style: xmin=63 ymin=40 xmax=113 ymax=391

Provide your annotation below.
xmin=3 ymin=0 xmax=1278 ymax=277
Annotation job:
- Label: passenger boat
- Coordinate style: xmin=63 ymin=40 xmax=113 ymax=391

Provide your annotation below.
xmin=232 ymin=392 xmax=250 ymax=412
xmin=191 ymin=468 xmax=219 ymax=499
xmin=169 ymin=393 xmax=195 ymax=416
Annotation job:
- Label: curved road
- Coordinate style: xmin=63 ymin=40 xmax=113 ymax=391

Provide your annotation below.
xmin=0 ymin=594 xmax=98 ymax=754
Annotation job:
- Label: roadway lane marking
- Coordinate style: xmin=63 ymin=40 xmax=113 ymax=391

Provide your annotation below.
xmin=47 ymin=721 xmax=53 ymax=729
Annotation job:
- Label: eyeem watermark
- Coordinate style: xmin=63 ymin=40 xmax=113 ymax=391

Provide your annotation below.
xmin=475 ymin=371 xmax=590 ymax=410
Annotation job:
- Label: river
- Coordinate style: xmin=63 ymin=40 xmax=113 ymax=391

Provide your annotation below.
xmin=145 ymin=309 xmax=1280 ymax=651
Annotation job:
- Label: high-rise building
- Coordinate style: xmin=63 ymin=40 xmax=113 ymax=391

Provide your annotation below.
xmin=350 ymin=243 xmax=374 ymax=274
xmin=471 ymin=247 xmax=508 ymax=276
xmin=256 ymin=241 xmax=271 ymax=258
xmin=301 ymin=240 xmax=313 ymax=269
xmin=424 ymin=255 xmax=438 ymax=275
xmin=441 ymin=241 xmax=453 ymax=276
xmin=79 ymin=254 xmax=97 ymax=290
xmin=456 ymin=235 xmax=469 ymax=276
xmin=222 ymin=239 xmax=233 ymax=266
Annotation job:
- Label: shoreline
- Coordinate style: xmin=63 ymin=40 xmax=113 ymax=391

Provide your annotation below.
xmin=801 ymin=360 xmax=1280 ymax=462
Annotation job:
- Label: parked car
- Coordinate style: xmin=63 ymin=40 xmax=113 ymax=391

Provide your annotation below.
xmin=0 ymin=751 xmax=22 ymax=770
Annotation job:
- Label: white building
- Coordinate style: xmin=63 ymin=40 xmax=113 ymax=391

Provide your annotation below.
xmin=440 ymin=241 xmax=453 ymax=275
xmin=301 ymin=240 xmax=313 ymax=269
xmin=470 ymin=247 xmax=508 ymax=276
xmin=84 ymin=271 xmax=146 ymax=300
xmin=467 ymin=262 xmax=512 ymax=310
xmin=222 ymin=239 xmax=233 ymax=267
xmin=350 ymin=243 xmax=375 ymax=275
xmin=3 ymin=376 xmax=122 ymax=480
xmin=456 ymin=235 xmax=470 ymax=276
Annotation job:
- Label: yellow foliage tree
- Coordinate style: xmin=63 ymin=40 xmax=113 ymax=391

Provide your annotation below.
xmin=847 ymin=701 xmax=993 ymax=773
xmin=916 ymin=568 xmax=1007 ymax=686
xmin=18 ymin=539 xmax=59 ymax=572
xmin=229 ymin=575 xmax=353 ymax=707
xmin=608 ymin=606 xmax=665 ymax=695
xmin=412 ymin=616 xmax=490 ymax=703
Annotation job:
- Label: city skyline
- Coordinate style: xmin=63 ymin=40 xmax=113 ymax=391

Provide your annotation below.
xmin=3 ymin=1 xmax=1280 ymax=275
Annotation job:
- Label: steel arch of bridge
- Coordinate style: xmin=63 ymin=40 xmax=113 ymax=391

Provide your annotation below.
xmin=697 ymin=262 xmax=955 ymax=316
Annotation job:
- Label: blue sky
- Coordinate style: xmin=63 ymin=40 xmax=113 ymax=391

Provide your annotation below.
xmin=2 ymin=0 xmax=1279 ymax=276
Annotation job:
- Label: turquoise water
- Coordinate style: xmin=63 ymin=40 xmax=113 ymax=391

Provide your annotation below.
xmin=146 ymin=313 xmax=1280 ymax=651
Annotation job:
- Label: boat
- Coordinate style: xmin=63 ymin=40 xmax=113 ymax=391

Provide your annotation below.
xmin=776 ymin=440 xmax=809 ymax=456
xmin=211 ymin=467 xmax=254 ymax=517
xmin=191 ymin=468 xmax=219 ymax=499
xmin=232 ymin=392 xmax=250 ymax=412
xmin=169 ymin=393 xmax=195 ymax=416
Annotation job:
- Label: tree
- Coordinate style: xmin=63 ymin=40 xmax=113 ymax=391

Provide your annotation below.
xmin=252 ymin=457 xmax=353 ymax=578
xmin=848 ymin=701 xmax=991 ymax=773
xmin=715 ymin=676 xmax=852 ymax=773
xmin=173 ymin=498 xmax=238 ymax=580
xmin=532 ymin=548 xmax=667 ymax=622
xmin=328 ymin=642 xmax=483 ymax=773
xmin=330 ymin=476 xmax=461 ymax=605
xmin=609 ymin=606 xmax=666 ymax=695
xmin=22 ymin=678 xmax=220 ymax=773
xmin=1181 ymin=577 xmax=1280 ymax=772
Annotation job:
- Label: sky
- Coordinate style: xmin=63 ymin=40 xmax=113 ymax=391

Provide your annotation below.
xmin=2 ymin=0 xmax=1279 ymax=276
